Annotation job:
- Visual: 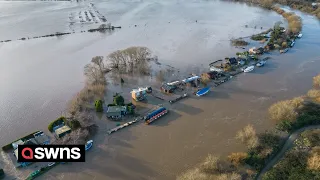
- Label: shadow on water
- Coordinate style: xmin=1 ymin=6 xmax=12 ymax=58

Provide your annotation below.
xmin=170 ymin=102 xmax=203 ymax=116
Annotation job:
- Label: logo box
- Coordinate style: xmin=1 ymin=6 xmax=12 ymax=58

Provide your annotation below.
xmin=18 ymin=145 xmax=85 ymax=162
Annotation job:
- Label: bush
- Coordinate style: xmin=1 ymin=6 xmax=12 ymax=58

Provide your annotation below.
xmin=66 ymin=119 xmax=81 ymax=130
xmin=313 ymin=74 xmax=320 ymax=87
xmin=113 ymin=94 xmax=124 ymax=106
xmin=227 ymin=152 xmax=248 ymax=166
xmin=200 ymin=154 xmax=220 ymax=173
xmin=94 ymin=99 xmax=103 ymax=112
xmin=48 ymin=117 xmax=66 ymax=132
xmin=231 ymin=39 xmax=249 ymax=46
xmin=268 ymin=97 xmax=303 ymax=123
xmin=236 ymin=124 xmax=258 ymax=149
xmin=307 ymin=146 xmax=320 ymax=171
xmin=251 ymin=35 xmax=265 ymax=41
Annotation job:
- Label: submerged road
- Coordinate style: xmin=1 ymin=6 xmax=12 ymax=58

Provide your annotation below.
xmin=256 ymin=125 xmax=320 ymax=180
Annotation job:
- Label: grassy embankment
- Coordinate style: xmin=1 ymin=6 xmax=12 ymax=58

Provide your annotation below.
xmin=177 ymin=74 xmax=320 ymax=180
xmin=263 ymin=129 xmax=320 ymax=179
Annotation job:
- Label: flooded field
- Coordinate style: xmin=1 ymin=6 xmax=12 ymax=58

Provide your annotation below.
xmin=0 ymin=0 xmax=320 ymax=179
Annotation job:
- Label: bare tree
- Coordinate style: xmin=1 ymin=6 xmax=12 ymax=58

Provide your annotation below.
xmin=84 ymin=63 xmax=105 ymax=84
xmin=91 ymin=56 xmax=105 ymax=74
xmin=107 ymin=46 xmax=152 ymax=74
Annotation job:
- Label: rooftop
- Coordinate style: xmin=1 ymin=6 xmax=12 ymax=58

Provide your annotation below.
xmin=54 ymin=125 xmax=71 ymax=136
xmin=107 ymin=106 xmax=126 ymax=113
xmin=34 ymin=134 xmax=50 ymax=145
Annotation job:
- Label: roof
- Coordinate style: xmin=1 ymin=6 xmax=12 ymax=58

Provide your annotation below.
xmin=161 ymin=84 xmax=176 ymax=91
xmin=23 ymin=138 xmax=38 ymax=145
xmin=34 ymin=134 xmax=50 ymax=144
xmin=54 ymin=125 xmax=71 ymax=136
xmin=12 ymin=140 xmax=24 ymax=149
xmin=107 ymin=106 xmax=126 ymax=113
xmin=14 ymin=149 xmax=19 ymax=159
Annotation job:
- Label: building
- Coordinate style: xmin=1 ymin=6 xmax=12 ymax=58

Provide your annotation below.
xmin=106 ymin=106 xmax=127 ymax=119
xmin=226 ymin=57 xmax=237 ymax=65
xmin=160 ymin=84 xmax=176 ymax=93
xmin=131 ymin=87 xmax=147 ymax=101
xmin=12 ymin=140 xmax=24 ymax=150
xmin=34 ymin=133 xmax=50 ymax=145
xmin=54 ymin=125 xmax=71 ymax=138
xmin=201 ymin=71 xmax=220 ymax=80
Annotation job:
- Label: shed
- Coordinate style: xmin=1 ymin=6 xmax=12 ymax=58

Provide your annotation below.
xmin=161 ymin=84 xmax=176 ymax=93
xmin=54 ymin=125 xmax=71 ymax=138
xmin=106 ymin=106 xmax=127 ymax=119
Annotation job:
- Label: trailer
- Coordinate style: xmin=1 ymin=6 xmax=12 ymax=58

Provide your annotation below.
xmin=144 ymin=107 xmax=168 ymax=125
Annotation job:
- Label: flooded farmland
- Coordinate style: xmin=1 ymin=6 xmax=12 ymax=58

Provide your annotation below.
xmin=0 ymin=0 xmax=320 ymax=179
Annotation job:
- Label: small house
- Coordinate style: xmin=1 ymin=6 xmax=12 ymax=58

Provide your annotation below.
xmin=161 ymin=84 xmax=176 ymax=93
xmin=256 ymin=47 xmax=264 ymax=55
xmin=226 ymin=57 xmax=237 ymax=65
xmin=54 ymin=125 xmax=71 ymax=138
xmin=106 ymin=106 xmax=127 ymax=119
xmin=201 ymin=71 xmax=220 ymax=80
xmin=131 ymin=87 xmax=147 ymax=101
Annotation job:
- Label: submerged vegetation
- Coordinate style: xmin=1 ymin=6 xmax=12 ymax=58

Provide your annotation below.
xmin=231 ymin=38 xmax=249 ymax=46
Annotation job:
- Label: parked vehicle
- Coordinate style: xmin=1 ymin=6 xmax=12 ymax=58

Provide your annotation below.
xmin=280 ymin=48 xmax=289 ymax=53
xmin=297 ymin=33 xmax=303 ymax=38
xmin=290 ymin=41 xmax=295 ymax=47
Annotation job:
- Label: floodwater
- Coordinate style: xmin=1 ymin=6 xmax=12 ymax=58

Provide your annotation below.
xmin=0 ymin=0 xmax=320 ymax=179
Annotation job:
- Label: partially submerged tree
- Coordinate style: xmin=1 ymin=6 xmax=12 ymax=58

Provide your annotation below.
xmin=107 ymin=46 xmax=152 ymax=75
xmin=113 ymin=93 xmax=124 ymax=106
xmin=236 ymin=124 xmax=258 ymax=149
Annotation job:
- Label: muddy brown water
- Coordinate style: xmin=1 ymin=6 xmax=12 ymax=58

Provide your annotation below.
xmin=1 ymin=0 xmax=320 ymax=179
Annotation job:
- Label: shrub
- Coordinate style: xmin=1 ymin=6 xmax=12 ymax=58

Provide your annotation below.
xmin=268 ymin=98 xmax=302 ymax=123
xmin=177 ymin=168 xmax=210 ymax=180
xmin=215 ymin=173 xmax=241 ymax=180
xmin=251 ymin=35 xmax=265 ymax=41
xmin=113 ymin=94 xmax=124 ymax=106
xmin=307 ymin=89 xmax=320 ymax=99
xmin=231 ymin=39 xmax=249 ymax=46
xmin=227 ymin=152 xmax=248 ymax=166
xmin=48 ymin=117 xmax=66 ymax=132
xmin=66 ymin=119 xmax=81 ymax=130
xmin=307 ymin=146 xmax=320 ymax=171
xmin=200 ymin=154 xmax=220 ymax=173
xmin=313 ymin=74 xmax=320 ymax=87
xmin=94 ymin=99 xmax=103 ymax=112
xmin=236 ymin=124 xmax=258 ymax=149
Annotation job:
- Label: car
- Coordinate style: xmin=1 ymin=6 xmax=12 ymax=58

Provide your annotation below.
xmin=280 ymin=48 xmax=289 ymax=53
